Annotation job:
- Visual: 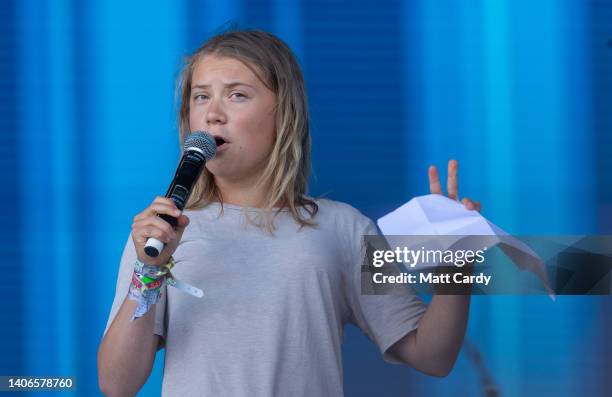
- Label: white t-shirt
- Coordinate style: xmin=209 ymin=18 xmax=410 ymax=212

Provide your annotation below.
xmin=104 ymin=199 xmax=427 ymax=396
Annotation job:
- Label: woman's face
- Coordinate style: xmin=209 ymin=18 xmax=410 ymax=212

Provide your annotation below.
xmin=189 ymin=54 xmax=277 ymax=184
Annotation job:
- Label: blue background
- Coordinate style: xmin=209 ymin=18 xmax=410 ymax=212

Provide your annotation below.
xmin=1 ymin=0 xmax=611 ymax=396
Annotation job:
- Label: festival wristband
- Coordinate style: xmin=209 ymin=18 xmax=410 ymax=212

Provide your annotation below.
xmin=134 ymin=257 xmax=175 ymax=279
xmin=166 ymin=276 xmax=204 ymax=298
xmin=129 ymin=257 xmax=204 ymax=320
xmin=128 ymin=282 xmax=163 ymax=320
xmin=134 ymin=257 xmax=204 ymax=297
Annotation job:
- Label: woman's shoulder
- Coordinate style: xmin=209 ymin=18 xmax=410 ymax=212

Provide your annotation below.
xmin=313 ymin=197 xmax=361 ymax=215
xmin=311 ymin=197 xmax=376 ymax=232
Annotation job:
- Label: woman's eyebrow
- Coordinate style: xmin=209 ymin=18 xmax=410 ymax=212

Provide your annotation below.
xmin=192 ymin=82 xmax=256 ymax=90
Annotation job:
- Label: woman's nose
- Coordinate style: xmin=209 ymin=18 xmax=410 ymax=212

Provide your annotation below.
xmin=206 ymin=98 xmax=227 ymax=125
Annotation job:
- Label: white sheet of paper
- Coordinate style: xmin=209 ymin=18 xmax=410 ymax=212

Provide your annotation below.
xmin=377 ymin=194 xmax=554 ymax=298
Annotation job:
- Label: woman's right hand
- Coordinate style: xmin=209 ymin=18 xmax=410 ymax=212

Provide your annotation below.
xmin=131 ymin=196 xmax=190 ymax=266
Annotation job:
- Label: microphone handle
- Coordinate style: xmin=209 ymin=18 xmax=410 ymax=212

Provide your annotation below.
xmin=144 ymin=150 xmax=206 ymax=258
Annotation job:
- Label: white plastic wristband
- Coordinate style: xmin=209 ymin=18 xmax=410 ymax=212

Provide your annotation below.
xmin=166 ymin=276 xmax=204 ymax=298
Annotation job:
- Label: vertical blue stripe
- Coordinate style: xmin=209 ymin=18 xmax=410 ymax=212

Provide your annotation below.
xmin=552 ymin=3 xmax=599 ymax=393
xmin=244 ymin=0 xmax=273 ymax=30
xmin=483 ymin=0 xmax=516 ymax=230
xmin=591 ymin=0 xmax=612 ymax=391
xmin=49 ymin=0 xmax=76 ymax=376
xmin=0 ymin=0 xmax=23 ymax=375
xmin=273 ymin=0 xmax=303 ymax=61
xmin=73 ymin=0 xmax=103 ymax=389
xmin=510 ymin=0 xmax=563 ymax=232
xmin=457 ymin=4 xmax=486 ymax=199
xmin=205 ymin=0 xmax=241 ymax=30
xmin=482 ymin=3 xmax=520 ymax=396
xmin=417 ymin=1 xmax=487 ymax=195
xmin=185 ymin=0 xmax=242 ymax=51
xmin=401 ymin=0 xmax=426 ymax=197
xmin=303 ymin=0 xmax=407 ymax=219
xmin=17 ymin=0 xmax=58 ymax=376
xmin=557 ymin=0 xmax=596 ymax=233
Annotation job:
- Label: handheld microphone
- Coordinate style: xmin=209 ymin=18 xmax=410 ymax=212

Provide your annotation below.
xmin=144 ymin=131 xmax=216 ymax=257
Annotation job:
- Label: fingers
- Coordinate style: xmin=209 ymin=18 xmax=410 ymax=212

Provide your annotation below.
xmin=133 ymin=226 xmax=172 ymax=245
xmin=175 ymin=215 xmax=190 ymax=232
xmin=461 ymin=198 xmax=482 ymax=212
xmin=447 ymin=159 xmax=458 ymax=200
xmin=131 ymin=197 xmax=189 ymax=265
xmin=432 ymin=160 xmax=481 ymax=212
xmin=132 ymin=196 xmax=182 ymax=246
xmin=462 ymin=197 xmax=474 ymax=210
xmin=428 ymin=165 xmax=442 ymax=194
xmin=134 ymin=196 xmax=181 ymax=221
xmin=132 ymin=216 xmax=177 ymax=244
xmin=152 ymin=196 xmax=177 ymax=207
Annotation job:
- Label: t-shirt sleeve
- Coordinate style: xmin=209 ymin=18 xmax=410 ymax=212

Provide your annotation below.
xmin=346 ymin=219 xmax=427 ymax=364
xmin=103 ymin=234 xmax=167 ymax=348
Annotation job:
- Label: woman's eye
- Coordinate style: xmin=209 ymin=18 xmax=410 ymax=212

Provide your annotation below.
xmin=230 ymin=92 xmax=247 ymax=100
xmin=193 ymin=94 xmax=209 ymax=102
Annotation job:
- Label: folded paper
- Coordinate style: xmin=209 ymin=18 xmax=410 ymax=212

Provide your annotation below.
xmin=377 ymin=194 xmax=555 ymax=298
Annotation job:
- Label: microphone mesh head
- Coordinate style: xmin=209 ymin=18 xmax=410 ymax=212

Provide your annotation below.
xmin=184 ymin=131 xmax=216 ymax=161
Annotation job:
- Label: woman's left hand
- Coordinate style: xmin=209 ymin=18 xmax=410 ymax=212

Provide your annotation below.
xmin=428 ymin=159 xmax=482 ymax=212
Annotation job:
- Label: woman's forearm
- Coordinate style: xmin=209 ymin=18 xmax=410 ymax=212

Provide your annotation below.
xmin=97 ymin=295 xmax=160 ymax=396
xmin=413 ymin=294 xmax=471 ymax=375
xmin=391 ymin=293 xmax=471 ymax=377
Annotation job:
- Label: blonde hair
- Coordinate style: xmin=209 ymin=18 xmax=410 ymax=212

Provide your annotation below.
xmin=176 ymin=29 xmax=318 ymax=231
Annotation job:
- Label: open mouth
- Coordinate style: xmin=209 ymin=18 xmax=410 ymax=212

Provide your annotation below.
xmin=214 ymin=136 xmax=228 ymax=148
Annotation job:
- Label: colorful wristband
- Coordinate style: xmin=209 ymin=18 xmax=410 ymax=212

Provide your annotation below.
xmin=129 ymin=256 xmax=203 ymax=321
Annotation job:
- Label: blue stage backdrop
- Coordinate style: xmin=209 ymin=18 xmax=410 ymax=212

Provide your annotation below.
xmin=1 ymin=0 xmax=610 ymax=396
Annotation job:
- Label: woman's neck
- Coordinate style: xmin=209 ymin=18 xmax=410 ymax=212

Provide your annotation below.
xmin=214 ymin=176 xmax=270 ymax=208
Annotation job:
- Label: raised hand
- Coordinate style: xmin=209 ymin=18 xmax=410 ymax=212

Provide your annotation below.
xmin=428 ymin=159 xmax=481 ymax=212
